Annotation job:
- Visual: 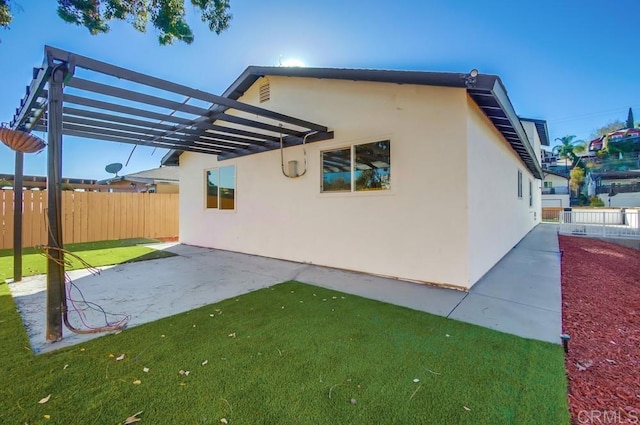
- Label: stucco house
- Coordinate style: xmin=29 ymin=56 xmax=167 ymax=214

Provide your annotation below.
xmin=98 ymin=166 xmax=179 ymax=193
xmin=542 ymin=170 xmax=570 ymax=209
xmin=162 ymin=67 xmax=547 ymax=290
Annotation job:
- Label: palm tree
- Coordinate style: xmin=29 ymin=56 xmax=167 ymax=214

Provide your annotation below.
xmin=552 ymin=135 xmax=585 ymax=171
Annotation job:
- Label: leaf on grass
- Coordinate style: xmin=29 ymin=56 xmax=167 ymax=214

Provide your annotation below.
xmin=123 ymin=410 xmax=143 ymax=424
xmin=179 ymin=370 xmax=190 ymax=376
xmin=116 ymin=354 xmax=125 ymax=361
xmin=463 ymin=406 xmax=471 ymax=411
xmin=413 ymin=379 xmax=420 ymax=383
xmin=143 ymin=367 xmax=150 ymax=373
xmin=228 ymin=333 xmax=236 ymax=338
xmin=44 ymin=414 xmax=51 ymax=420
xmin=38 ymin=394 xmax=51 ymax=404
xmin=133 ymin=380 xmax=142 ymax=385
xmin=201 ymin=360 xmax=208 ymax=366
xmin=63 ymin=364 xmax=69 ymax=370
xmin=220 ymin=418 xmax=228 ymax=424
xmin=80 ymin=348 xmax=85 ymax=352
xmin=109 ymin=354 xmax=115 ymax=358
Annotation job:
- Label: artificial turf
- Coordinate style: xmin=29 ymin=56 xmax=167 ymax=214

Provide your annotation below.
xmin=0 ymin=280 xmax=569 ymax=424
xmin=0 ymin=238 xmax=176 ymax=283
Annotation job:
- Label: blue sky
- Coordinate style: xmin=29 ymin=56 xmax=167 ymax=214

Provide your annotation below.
xmin=1 ymin=0 xmax=638 ymax=179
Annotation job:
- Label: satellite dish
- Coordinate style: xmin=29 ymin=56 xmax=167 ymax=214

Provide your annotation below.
xmin=105 ymin=162 xmax=123 ymax=176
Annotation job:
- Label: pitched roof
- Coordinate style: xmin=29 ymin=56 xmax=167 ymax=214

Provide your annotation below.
xmin=520 ymin=117 xmax=550 ymax=146
xmin=163 ymin=66 xmax=544 ymax=178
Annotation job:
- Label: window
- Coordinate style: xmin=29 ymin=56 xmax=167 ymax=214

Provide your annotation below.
xmin=322 ymin=140 xmax=391 ymax=193
xmin=206 ymin=165 xmax=235 ymax=210
xmin=543 ymin=181 xmax=553 ymax=188
xmin=517 ymin=169 xmax=523 ymax=199
xmin=529 ymin=179 xmax=533 ymax=207
xmin=322 ymin=148 xmax=351 ymax=192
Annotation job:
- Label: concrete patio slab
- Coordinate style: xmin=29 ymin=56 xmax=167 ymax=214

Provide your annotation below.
xmin=9 ymin=223 xmax=563 ymax=353
xmin=449 ymin=223 xmax=562 ymax=343
xmin=446 ymin=292 xmax=560 ymax=343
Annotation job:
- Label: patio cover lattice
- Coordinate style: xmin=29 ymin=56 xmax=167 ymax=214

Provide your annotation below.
xmin=7 ymin=45 xmax=333 ymax=343
xmin=11 ymin=46 xmax=333 ymax=156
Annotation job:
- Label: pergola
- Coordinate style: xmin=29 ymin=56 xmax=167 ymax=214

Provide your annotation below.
xmin=7 ymin=45 xmax=333 ymax=342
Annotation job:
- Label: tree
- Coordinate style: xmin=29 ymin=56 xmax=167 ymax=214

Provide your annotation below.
xmin=1 ymin=0 xmax=232 ymax=45
xmin=589 ymin=119 xmax=625 ymax=140
xmin=0 ymin=1 xmax=11 ymax=29
xmin=552 ymin=135 xmax=585 ymax=171
xmin=626 ymin=107 xmax=635 ymax=129
xmin=569 ymin=167 xmax=585 ymax=198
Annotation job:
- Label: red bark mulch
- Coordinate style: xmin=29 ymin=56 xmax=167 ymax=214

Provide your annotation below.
xmin=559 ymin=236 xmax=640 ymax=422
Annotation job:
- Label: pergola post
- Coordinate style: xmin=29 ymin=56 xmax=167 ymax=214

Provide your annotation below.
xmin=13 ymin=151 xmax=24 ymax=282
xmin=45 ymin=65 xmax=68 ymax=342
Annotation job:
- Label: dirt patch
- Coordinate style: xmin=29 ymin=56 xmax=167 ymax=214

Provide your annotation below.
xmin=559 ymin=236 xmax=640 ymax=423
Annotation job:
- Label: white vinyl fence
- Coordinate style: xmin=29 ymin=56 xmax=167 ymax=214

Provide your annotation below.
xmin=559 ymin=208 xmax=640 ymax=239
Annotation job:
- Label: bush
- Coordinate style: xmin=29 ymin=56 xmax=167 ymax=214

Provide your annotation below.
xmin=589 ymin=196 xmax=605 ymax=207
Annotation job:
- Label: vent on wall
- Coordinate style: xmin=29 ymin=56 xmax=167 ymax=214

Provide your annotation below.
xmin=259 ymin=81 xmax=270 ymax=103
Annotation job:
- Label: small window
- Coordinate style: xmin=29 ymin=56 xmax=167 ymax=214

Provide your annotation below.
xmin=322 ymin=140 xmax=391 ymax=193
xmin=206 ymin=165 xmax=235 ymax=210
xmin=517 ymin=169 xmax=523 ymax=199
xmin=529 ymin=179 xmax=533 ymax=207
xmin=543 ymin=181 xmax=553 ymax=188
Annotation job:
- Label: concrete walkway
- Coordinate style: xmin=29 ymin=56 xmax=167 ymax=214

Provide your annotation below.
xmin=9 ymin=224 xmax=562 ymax=353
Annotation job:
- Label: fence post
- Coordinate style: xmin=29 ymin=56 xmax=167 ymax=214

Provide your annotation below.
xmin=602 ymin=210 xmax=606 ymax=237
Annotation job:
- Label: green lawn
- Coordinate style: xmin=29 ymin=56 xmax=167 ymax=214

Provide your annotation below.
xmin=0 ymin=238 xmax=176 ymax=283
xmin=0 ymin=280 xmax=569 ymax=424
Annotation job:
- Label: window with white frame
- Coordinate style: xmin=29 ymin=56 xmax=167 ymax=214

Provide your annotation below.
xmin=543 ymin=181 xmax=553 ymax=188
xmin=206 ymin=165 xmax=236 ymax=210
xmin=322 ymin=140 xmax=391 ymax=193
xmin=517 ymin=169 xmax=523 ymax=199
xmin=529 ymin=179 xmax=533 ymax=207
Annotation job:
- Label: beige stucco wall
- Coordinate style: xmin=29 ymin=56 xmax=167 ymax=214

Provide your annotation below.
xmin=180 ymin=77 xmax=472 ymax=288
xmin=466 ymin=100 xmax=541 ymax=285
xmin=180 ymin=76 xmax=539 ymax=289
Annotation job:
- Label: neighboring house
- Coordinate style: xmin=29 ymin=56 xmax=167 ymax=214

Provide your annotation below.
xmin=162 ymin=67 xmax=546 ymax=290
xmin=99 ymin=166 xmax=179 ymax=193
xmin=540 ymin=149 xmax=558 ymax=169
xmin=542 ymin=170 xmax=570 ymax=208
xmin=590 ymin=170 xmax=640 ymax=207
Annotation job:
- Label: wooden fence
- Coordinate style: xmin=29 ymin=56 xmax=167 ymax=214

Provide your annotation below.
xmin=0 ymin=190 xmax=178 ymax=249
xmin=541 ymin=207 xmax=563 ymax=222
